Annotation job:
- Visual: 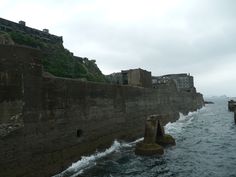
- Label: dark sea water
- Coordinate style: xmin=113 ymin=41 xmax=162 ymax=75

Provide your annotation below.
xmin=55 ymin=97 xmax=236 ymax=177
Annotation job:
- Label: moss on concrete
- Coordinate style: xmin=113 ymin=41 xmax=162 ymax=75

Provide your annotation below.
xmin=135 ymin=141 xmax=164 ymax=156
xmin=156 ymin=134 xmax=176 ymax=146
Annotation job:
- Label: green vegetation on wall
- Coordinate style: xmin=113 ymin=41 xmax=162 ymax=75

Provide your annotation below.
xmin=6 ymin=31 xmax=106 ymax=82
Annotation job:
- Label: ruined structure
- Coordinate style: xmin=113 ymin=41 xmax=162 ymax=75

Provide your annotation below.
xmin=135 ymin=116 xmax=164 ymax=155
xmin=0 ymin=46 xmax=204 ymax=176
xmin=0 ymin=44 xmax=204 ymax=177
xmin=0 ymin=17 xmax=63 ymax=44
xmin=122 ymin=68 xmax=152 ymax=88
xmin=106 ymin=72 xmax=123 ymax=85
xmin=135 ymin=115 xmax=175 ymax=156
xmin=153 ymin=73 xmax=194 ymax=91
xmin=107 ymin=68 xmax=152 ymax=88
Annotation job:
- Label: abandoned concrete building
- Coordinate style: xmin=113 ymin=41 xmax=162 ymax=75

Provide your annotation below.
xmin=106 ymin=72 xmax=123 ymax=85
xmin=107 ymin=68 xmax=152 ymax=88
xmin=152 ymin=73 xmax=194 ymax=91
xmin=0 ymin=17 xmax=63 ymax=44
xmin=122 ymin=68 xmax=152 ymax=88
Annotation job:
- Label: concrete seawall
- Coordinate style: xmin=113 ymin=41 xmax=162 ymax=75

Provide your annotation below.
xmin=0 ymin=45 xmax=204 ymax=177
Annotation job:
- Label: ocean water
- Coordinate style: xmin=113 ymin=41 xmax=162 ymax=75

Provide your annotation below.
xmin=54 ymin=97 xmax=236 ymax=177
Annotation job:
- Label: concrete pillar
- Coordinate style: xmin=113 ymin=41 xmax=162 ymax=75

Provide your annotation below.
xmin=135 ymin=114 xmax=176 ymax=156
xmin=143 ymin=116 xmax=157 ymax=144
xmin=234 ymin=112 xmax=236 ymax=124
xmin=135 ymin=115 xmax=164 ymax=156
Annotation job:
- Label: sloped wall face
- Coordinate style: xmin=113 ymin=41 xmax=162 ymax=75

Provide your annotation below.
xmin=0 ymin=45 xmax=204 ymax=177
xmin=0 ymin=45 xmax=43 ymax=177
xmin=0 ymin=45 xmax=41 ymax=124
xmin=0 ymin=46 xmax=22 ymax=123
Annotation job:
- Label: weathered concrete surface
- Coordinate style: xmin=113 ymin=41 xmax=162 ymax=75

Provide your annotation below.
xmin=228 ymin=100 xmax=236 ymax=112
xmin=155 ymin=119 xmax=176 ymax=147
xmin=0 ymin=44 xmax=204 ymax=177
xmin=135 ymin=115 xmax=165 ymax=156
xmin=135 ymin=142 xmax=164 ymax=156
xmin=135 ymin=115 xmax=175 ymax=156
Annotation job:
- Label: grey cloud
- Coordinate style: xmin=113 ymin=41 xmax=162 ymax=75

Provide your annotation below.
xmin=2 ymin=0 xmax=236 ymax=96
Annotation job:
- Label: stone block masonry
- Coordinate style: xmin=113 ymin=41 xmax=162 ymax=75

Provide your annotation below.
xmin=0 ymin=44 xmax=204 ymax=177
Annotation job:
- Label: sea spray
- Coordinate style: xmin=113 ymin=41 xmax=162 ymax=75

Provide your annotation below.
xmin=54 ymin=109 xmax=204 ymax=177
xmin=165 ymin=108 xmax=205 ymax=134
xmin=59 ymin=102 xmax=236 ymax=177
xmin=53 ymin=138 xmax=144 ymax=177
xmin=52 ymin=140 xmax=121 ymax=177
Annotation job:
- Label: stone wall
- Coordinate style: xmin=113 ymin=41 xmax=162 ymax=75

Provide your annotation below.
xmin=0 ymin=45 xmax=41 ymax=124
xmin=0 ymin=45 xmax=204 ymax=177
xmin=0 ymin=17 xmax=63 ymax=44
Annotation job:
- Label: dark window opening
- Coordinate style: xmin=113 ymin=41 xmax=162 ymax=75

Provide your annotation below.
xmin=77 ymin=129 xmax=83 ymax=137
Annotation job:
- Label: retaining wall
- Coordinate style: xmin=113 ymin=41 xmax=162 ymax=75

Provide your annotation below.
xmin=0 ymin=45 xmax=204 ymax=177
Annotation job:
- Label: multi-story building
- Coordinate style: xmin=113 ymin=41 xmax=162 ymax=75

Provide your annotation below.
xmin=152 ymin=73 xmax=194 ymax=91
xmin=122 ymin=68 xmax=152 ymax=88
xmin=106 ymin=72 xmax=123 ymax=85
xmin=107 ymin=68 xmax=152 ymax=88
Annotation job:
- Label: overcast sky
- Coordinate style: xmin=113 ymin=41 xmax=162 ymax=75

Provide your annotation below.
xmin=1 ymin=0 xmax=236 ymax=96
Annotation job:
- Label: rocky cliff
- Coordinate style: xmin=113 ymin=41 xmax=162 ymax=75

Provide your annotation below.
xmin=0 ymin=45 xmax=204 ymax=177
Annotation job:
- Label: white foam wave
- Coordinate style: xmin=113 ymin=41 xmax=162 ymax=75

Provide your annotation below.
xmin=165 ymin=108 xmax=204 ymax=134
xmin=53 ymin=138 xmax=144 ymax=177
xmin=53 ymin=108 xmax=204 ymax=177
xmin=127 ymin=137 xmax=143 ymax=145
xmin=53 ymin=140 xmax=122 ymax=177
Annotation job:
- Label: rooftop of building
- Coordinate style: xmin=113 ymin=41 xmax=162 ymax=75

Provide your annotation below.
xmin=121 ymin=68 xmax=151 ymax=73
xmin=162 ymin=73 xmax=190 ymax=77
xmin=152 ymin=73 xmax=192 ymax=79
